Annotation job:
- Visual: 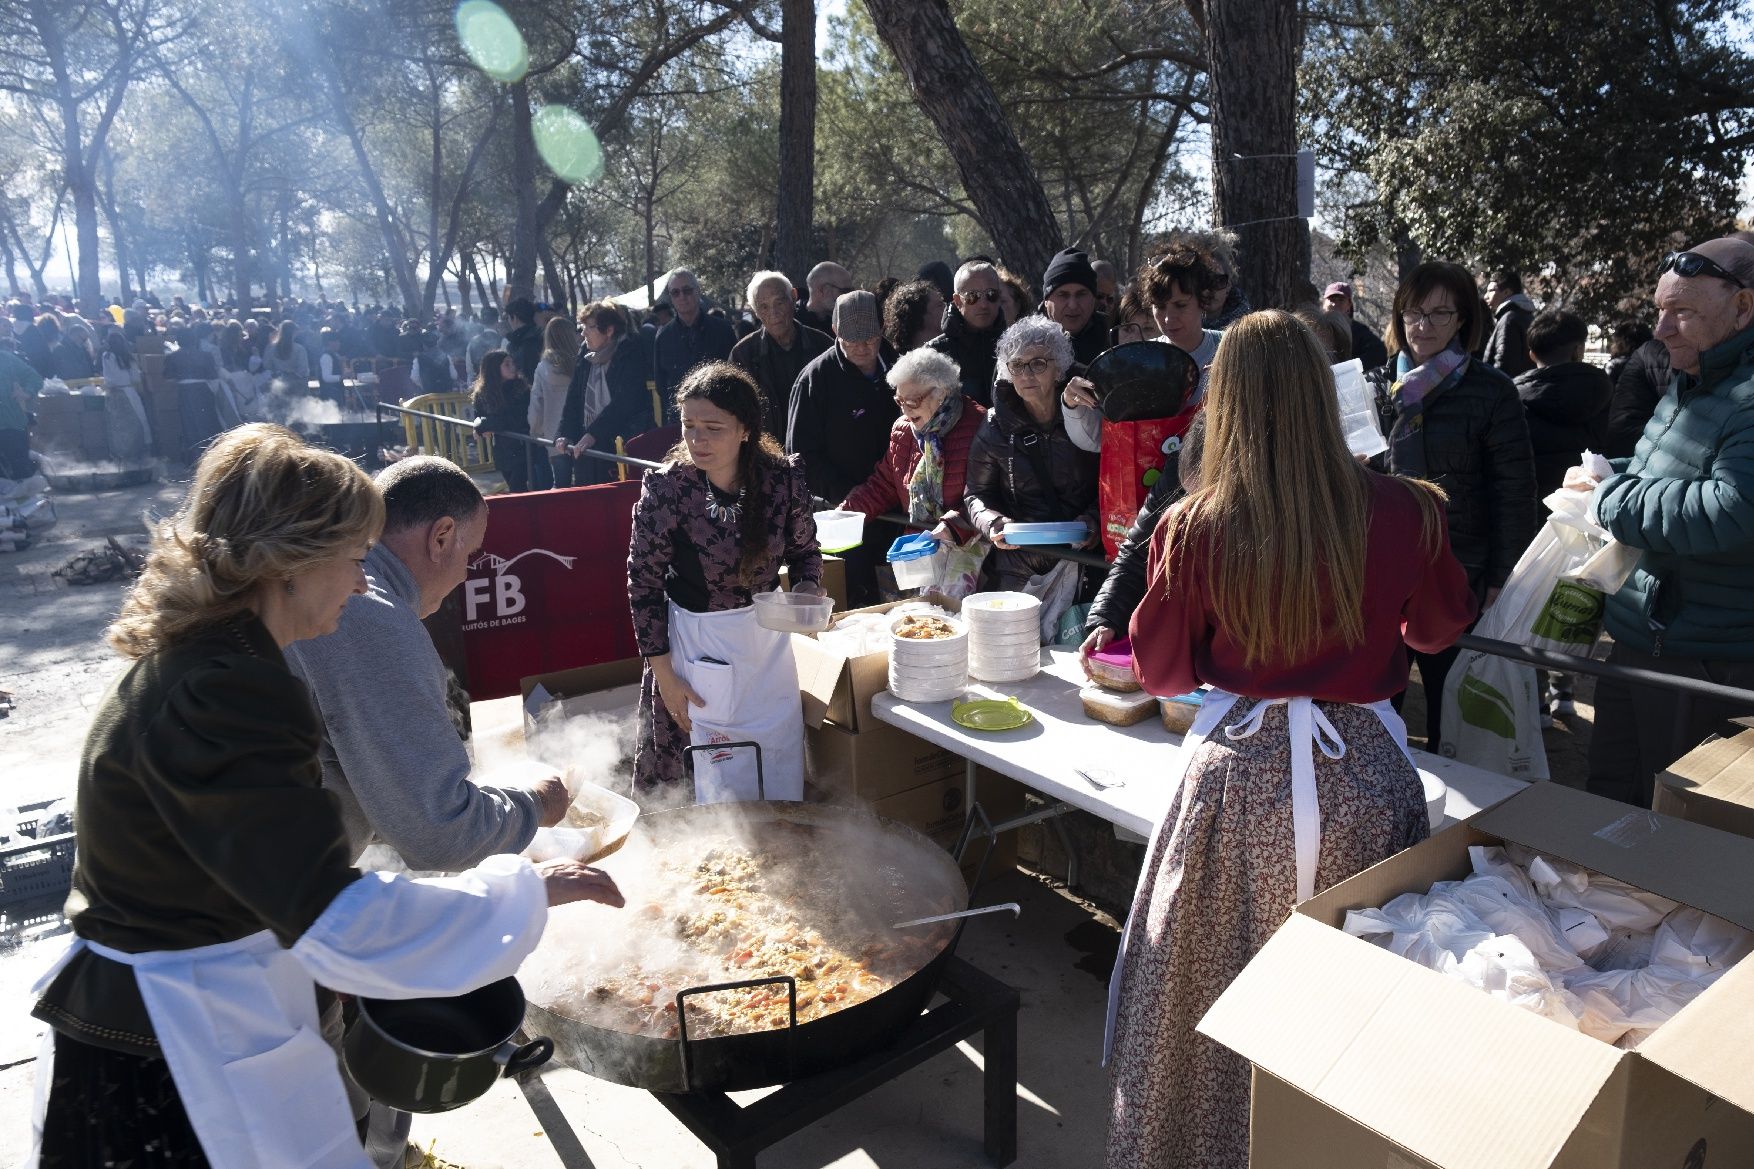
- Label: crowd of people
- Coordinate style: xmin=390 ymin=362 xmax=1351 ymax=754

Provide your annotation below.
xmin=16 ymin=221 xmax=1754 ymax=1169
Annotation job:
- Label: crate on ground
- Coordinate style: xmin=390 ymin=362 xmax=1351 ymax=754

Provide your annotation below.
xmin=1 ymin=799 xmax=76 ymax=927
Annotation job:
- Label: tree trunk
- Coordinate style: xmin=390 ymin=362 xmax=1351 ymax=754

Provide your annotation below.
xmin=97 ymin=164 xmax=131 ymax=305
xmin=774 ymin=0 xmax=817 ymax=287
xmin=1203 ymin=0 xmax=1308 ymax=310
xmin=862 ymin=0 xmax=1062 ymax=284
xmin=0 ymin=229 xmax=19 ymax=297
xmin=1393 ymin=223 xmax=1422 ymax=283
xmin=508 ymin=79 xmax=540 ymax=300
xmin=228 ymin=189 xmax=252 ymax=311
xmin=67 ymin=160 xmax=103 ymax=313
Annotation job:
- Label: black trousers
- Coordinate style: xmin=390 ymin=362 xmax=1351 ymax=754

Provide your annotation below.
xmin=494 ymin=433 xmax=530 ymax=492
xmin=1586 ymin=641 xmax=1754 ymax=807
xmin=39 ymin=1032 xmax=208 ymax=1167
xmin=0 ymin=426 xmax=30 ymax=479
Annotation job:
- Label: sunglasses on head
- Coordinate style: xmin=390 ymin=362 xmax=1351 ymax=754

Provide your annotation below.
xmin=1660 ymin=251 xmax=1747 ymax=289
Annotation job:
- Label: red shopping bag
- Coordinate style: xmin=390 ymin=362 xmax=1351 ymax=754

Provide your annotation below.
xmin=1097 ymin=405 xmax=1200 ymax=558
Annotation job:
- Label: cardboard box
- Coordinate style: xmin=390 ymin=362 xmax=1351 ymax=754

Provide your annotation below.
xmin=1656 ymin=729 xmax=1754 ymax=841
xmin=1199 ymin=781 xmax=1754 ymax=1169
xmin=778 ymin=555 xmax=847 ymax=613
xmin=806 ymin=719 xmax=964 ymax=804
xmin=519 ymin=658 xmax=644 ymax=751
xmin=794 ymin=596 xmax=962 ymax=732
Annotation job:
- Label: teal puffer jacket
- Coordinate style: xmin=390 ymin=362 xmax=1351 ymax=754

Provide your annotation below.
xmin=1593 ymin=321 xmax=1754 ymax=659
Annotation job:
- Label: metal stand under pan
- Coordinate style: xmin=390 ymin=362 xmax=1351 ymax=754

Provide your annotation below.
xmin=521 ymin=955 xmax=1018 ymax=1169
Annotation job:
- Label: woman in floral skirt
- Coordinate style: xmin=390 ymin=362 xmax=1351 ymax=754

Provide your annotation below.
xmin=1105 ymin=310 xmax=1477 ymax=1169
xmin=626 ymin=362 xmax=823 ymax=803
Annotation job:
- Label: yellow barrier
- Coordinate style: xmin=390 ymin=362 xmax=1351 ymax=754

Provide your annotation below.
xmin=399 ymin=392 xmax=494 ymax=472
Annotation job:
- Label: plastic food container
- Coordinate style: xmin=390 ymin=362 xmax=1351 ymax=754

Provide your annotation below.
xmin=753 ymin=590 xmax=834 ymax=633
xmin=1086 ymin=638 xmax=1140 ymax=692
xmin=887 ymin=532 xmax=945 ymax=590
xmin=814 ymin=509 xmax=866 ymax=554
xmin=1001 ymin=520 xmax=1089 ymax=546
xmin=523 ymin=781 xmax=640 ymax=864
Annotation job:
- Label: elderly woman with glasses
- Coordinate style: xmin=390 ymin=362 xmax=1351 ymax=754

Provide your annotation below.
xmin=1367 ymin=260 xmax=1536 ymax=747
xmin=964 ymin=317 xmax=1101 ymax=591
xmin=841 ymin=348 xmax=986 ymax=540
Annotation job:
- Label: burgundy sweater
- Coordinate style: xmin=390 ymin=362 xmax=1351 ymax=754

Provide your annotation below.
xmin=841 ymin=396 xmax=986 ymax=521
xmin=1131 ymin=472 xmax=1477 ymax=703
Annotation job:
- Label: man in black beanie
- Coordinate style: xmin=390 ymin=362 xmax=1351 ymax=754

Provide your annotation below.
xmin=1040 ymin=247 xmax=1109 ymax=365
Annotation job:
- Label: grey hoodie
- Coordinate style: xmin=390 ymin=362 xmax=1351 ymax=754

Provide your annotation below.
xmin=286 ymin=544 xmax=540 ymax=870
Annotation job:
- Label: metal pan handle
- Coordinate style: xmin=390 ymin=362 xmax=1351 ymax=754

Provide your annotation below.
xmin=674 ymin=974 xmax=798 ymax=1092
xmin=494 ymin=1035 xmax=554 ymax=1078
xmin=683 ymin=741 xmax=765 ymax=801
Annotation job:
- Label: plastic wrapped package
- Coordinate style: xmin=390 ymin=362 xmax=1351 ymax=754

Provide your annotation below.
xmin=1346 ymin=848 xmax=1753 ymax=1047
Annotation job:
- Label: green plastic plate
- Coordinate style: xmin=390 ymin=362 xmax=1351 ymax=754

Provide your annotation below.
xmin=952 ymin=697 xmax=1033 ymax=732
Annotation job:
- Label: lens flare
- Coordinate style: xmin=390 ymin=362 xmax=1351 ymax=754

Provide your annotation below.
xmin=454 ymin=0 xmax=527 ymax=83
xmin=532 ymin=105 xmax=604 ymax=184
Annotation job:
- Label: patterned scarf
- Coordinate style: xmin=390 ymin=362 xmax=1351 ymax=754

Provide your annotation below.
xmin=907 ymin=392 xmax=965 ymax=525
xmin=1387 ymin=341 xmax=1468 ymax=478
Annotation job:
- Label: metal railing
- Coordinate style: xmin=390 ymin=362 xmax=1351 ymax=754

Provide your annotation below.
xmin=367 ymin=400 xmax=1754 ymax=764
xmin=372 ymin=399 xmax=664 ymax=474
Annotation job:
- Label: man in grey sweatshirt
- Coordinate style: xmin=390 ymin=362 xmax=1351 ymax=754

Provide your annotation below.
xmin=287 ymin=456 xmax=568 ymax=871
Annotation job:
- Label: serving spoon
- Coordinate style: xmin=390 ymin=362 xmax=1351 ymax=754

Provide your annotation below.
xmin=891 ymin=902 xmax=1022 ymax=930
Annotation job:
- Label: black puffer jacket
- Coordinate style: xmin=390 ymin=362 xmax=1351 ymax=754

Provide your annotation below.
xmin=963 ymin=380 xmax=1099 ymax=589
xmin=926 ymin=307 xmax=1002 ymax=408
xmin=1513 ymin=361 xmax=1612 ymax=497
xmin=1603 ymin=339 xmax=1670 ymax=459
xmin=1369 ymin=358 xmax=1537 ymax=596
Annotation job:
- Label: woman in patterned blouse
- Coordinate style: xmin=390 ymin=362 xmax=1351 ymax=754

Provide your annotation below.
xmin=626 ymin=362 xmax=824 ymax=799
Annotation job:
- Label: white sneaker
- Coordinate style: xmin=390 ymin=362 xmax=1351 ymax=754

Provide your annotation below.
xmin=1551 ymin=696 xmax=1576 ymax=718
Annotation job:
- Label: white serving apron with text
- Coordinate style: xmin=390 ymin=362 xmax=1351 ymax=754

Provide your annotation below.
xmin=668 ymin=599 xmax=805 ymax=802
xmin=1101 ymin=689 xmax=1413 ymax=1061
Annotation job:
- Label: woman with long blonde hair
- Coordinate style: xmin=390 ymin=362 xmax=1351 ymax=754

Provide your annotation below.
xmin=1104 ymin=311 xmax=1476 ymax=1169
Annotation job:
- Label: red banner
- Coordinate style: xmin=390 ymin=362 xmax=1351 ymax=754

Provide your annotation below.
xmin=460 ymin=481 xmax=642 ymax=699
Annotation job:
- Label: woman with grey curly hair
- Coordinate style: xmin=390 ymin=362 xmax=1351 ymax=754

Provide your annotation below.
xmin=963 ymin=317 xmax=1099 ymax=591
xmin=842 ymin=346 xmax=987 ymax=539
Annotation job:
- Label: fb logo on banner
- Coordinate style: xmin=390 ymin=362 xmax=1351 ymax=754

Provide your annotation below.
xmin=463 ymin=548 xmax=576 ymax=627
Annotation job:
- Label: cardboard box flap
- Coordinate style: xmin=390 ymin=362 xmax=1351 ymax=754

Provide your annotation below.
xmin=1633 ymin=955 xmax=1754 ymax=1114
xmin=1201 ymin=914 xmax=1624 ymax=1169
xmin=1470 ymin=780 xmax=1754 ymax=931
xmin=1656 ymin=731 xmax=1754 ymax=836
xmin=791 ymin=632 xmax=848 ymax=729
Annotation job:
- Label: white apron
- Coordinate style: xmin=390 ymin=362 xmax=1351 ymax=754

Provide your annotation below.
xmin=1102 ymin=690 xmax=1412 ymax=1061
xmin=28 ymin=855 xmax=547 ymax=1169
xmin=668 ymin=599 xmax=805 ymax=803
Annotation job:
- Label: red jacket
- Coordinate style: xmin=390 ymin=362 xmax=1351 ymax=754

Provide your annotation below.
xmin=842 ymin=396 xmax=987 ymax=521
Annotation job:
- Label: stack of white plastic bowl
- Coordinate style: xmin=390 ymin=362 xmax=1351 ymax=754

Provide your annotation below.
xmin=962 ymin=591 xmax=1042 ymax=682
xmin=886 ymin=612 xmax=969 ymax=702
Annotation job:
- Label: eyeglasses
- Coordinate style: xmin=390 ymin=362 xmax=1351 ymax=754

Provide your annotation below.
xmin=956 ymin=288 xmax=1004 ymax=304
xmin=894 ymin=391 xmax=933 ymax=409
xmin=818 ymin=283 xmax=849 ymax=298
xmin=1400 ymin=307 xmax=1459 ymax=328
xmin=669 ymin=286 xmax=698 ymax=298
xmin=1007 ymin=357 xmax=1054 ymax=377
xmin=1660 ymin=251 xmax=1747 ymax=289
xmin=1209 ymin=271 xmax=1232 ymax=290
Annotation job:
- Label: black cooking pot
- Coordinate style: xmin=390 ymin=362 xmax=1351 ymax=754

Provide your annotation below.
xmin=1086 ymin=340 xmax=1200 ymax=421
xmin=343 ymin=977 xmax=552 ymax=1113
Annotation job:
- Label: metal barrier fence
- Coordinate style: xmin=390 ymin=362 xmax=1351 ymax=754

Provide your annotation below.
xmin=367 ymin=402 xmax=1754 ymax=764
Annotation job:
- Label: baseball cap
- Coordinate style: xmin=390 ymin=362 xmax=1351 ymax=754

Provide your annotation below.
xmin=1324 ymin=282 xmax=1353 ymax=298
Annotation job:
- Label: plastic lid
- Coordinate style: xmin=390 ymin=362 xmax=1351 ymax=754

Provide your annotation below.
xmin=1088 ymin=636 xmax=1133 ymax=669
xmin=887 ymin=532 xmax=941 ymax=563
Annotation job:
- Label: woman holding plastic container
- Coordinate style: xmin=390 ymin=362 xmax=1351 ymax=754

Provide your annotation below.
xmin=963 ymin=316 xmax=1101 ymax=591
xmin=28 ymin=425 xmax=622 ymax=1169
xmin=1104 ymin=312 xmax=1476 ymax=1169
xmin=627 ymin=362 xmax=823 ymax=803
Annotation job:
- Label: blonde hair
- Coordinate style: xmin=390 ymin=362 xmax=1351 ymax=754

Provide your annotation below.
xmin=541 ymin=315 xmax=579 ymax=379
xmin=1160 ymin=310 xmax=1443 ymax=667
xmin=108 ymin=424 xmax=385 ymax=658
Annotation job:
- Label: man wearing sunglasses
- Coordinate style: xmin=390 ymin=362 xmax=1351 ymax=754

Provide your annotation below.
xmin=1572 ymin=235 xmax=1754 ymax=808
xmin=927 ymin=260 xmax=1006 ymax=408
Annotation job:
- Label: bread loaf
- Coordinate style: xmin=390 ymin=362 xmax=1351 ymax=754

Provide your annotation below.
xmin=1081 ymin=685 xmax=1158 ymax=727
